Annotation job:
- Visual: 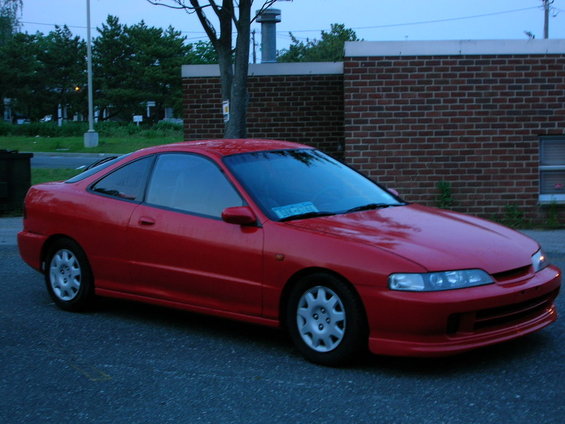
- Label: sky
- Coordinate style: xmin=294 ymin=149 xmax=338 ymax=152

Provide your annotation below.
xmin=18 ymin=0 xmax=565 ymax=51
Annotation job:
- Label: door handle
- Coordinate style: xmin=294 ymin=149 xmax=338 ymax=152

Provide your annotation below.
xmin=138 ymin=217 xmax=156 ymax=226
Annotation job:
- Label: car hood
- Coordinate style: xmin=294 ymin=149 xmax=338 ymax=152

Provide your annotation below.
xmin=286 ymin=204 xmax=538 ymax=274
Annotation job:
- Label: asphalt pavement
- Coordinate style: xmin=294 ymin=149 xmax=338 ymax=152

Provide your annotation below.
xmin=1 ymin=217 xmax=564 ymax=424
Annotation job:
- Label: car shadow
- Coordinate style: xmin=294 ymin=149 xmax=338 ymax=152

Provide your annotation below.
xmin=90 ymin=296 xmax=555 ymax=373
xmin=93 ymin=296 xmax=293 ymax=353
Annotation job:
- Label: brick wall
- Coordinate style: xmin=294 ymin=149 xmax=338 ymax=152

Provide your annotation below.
xmin=182 ymin=63 xmax=344 ymax=159
xmin=344 ymin=41 xmax=565 ymax=221
xmin=182 ymin=41 xmax=565 ymax=222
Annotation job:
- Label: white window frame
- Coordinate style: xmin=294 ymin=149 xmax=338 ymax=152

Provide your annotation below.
xmin=539 ymin=136 xmax=565 ymax=204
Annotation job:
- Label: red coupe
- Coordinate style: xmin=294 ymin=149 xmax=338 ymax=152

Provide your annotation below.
xmin=18 ymin=139 xmax=561 ymax=365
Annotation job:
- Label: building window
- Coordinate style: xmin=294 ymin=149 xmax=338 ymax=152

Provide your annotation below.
xmin=540 ymin=137 xmax=565 ymax=204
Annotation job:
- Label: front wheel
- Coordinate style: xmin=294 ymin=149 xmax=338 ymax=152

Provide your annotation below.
xmin=45 ymin=239 xmax=94 ymax=312
xmin=286 ymin=273 xmax=368 ymax=366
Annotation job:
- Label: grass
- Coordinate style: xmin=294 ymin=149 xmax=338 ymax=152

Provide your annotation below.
xmin=0 ymin=135 xmax=181 ymax=154
xmin=32 ymin=168 xmax=82 ymax=185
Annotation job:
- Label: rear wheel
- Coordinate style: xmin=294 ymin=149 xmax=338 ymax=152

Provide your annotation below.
xmin=286 ymin=273 xmax=367 ymax=366
xmin=45 ymin=239 xmax=94 ymax=311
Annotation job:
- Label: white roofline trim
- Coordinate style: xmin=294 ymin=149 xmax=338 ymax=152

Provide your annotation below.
xmin=182 ymin=62 xmax=343 ymax=78
xmin=345 ymin=39 xmax=565 ymax=57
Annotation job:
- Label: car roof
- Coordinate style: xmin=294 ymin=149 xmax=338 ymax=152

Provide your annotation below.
xmin=136 ymin=139 xmax=313 ymax=158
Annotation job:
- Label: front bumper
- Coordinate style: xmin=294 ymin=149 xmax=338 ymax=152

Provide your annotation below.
xmin=359 ymin=265 xmax=561 ymax=357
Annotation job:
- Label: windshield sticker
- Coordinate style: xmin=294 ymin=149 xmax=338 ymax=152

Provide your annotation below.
xmin=273 ymin=202 xmax=319 ymax=219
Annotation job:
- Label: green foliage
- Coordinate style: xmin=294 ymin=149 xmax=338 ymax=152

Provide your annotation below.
xmin=0 ymin=0 xmax=22 ymax=45
xmin=500 ymin=204 xmax=529 ymax=228
xmin=186 ymin=40 xmax=218 ymax=64
xmin=277 ymin=24 xmax=360 ymax=63
xmin=95 ymin=121 xmax=182 ymax=138
xmin=93 ymin=16 xmax=191 ymax=122
xmin=0 ymin=121 xmax=182 ymax=139
xmin=544 ymin=202 xmax=563 ymax=229
xmin=0 ymin=32 xmax=42 ymax=119
xmin=435 ymin=181 xmax=455 ymax=209
xmin=38 ymin=26 xmax=87 ymax=119
xmin=0 ymin=121 xmax=86 ymax=137
xmin=0 ymin=26 xmax=85 ymax=121
xmin=1 ymin=13 xmax=213 ymax=124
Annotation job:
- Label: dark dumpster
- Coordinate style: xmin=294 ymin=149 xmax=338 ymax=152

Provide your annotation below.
xmin=0 ymin=150 xmax=33 ymax=214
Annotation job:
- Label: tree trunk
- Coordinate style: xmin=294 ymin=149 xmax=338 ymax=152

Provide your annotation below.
xmin=187 ymin=0 xmax=254 ymax=139
xmin=225 ymin=0 xmax=251 ymax=138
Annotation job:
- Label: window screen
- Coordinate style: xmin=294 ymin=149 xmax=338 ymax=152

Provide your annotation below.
xmin=540 ymin=137 xmax=565 ymax=203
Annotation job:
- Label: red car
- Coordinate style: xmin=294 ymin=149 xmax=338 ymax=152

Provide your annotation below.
xmin=18 ymin=139 xmax=561 ymax=365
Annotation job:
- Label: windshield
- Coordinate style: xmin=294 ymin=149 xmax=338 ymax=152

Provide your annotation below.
xmin=224 ymin=149 xmax=404 ymax=221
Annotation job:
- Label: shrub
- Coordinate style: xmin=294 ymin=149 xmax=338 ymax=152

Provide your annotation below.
xmin=0 ymin=121 xmax=182 ymax=138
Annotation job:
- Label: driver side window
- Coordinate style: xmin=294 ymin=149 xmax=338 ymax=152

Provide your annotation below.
xmin=146 ymin=153 xmax=244 ymax=218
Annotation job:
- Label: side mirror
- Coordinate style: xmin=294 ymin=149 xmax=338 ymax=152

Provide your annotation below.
xmin=221 ymin=206 xmax=258 ymax=226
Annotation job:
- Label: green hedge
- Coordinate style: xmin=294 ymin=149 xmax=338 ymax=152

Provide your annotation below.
xmin=0 ymin=121 xmax=183 ymax=138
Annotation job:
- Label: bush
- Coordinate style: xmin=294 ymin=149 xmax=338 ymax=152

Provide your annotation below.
xmin=0 ymin=121 xmax=182 ymax=138
xmin=500 ymin=204 xmax=529 ymax=228
xmin=0 ymin=121 xmax=87 ymax=137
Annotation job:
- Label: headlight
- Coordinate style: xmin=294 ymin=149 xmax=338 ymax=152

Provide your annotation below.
xmin=389 ymin=269 xmax=493 ymax=292
xmin=531 ymin=249 xmax=549 ymax=273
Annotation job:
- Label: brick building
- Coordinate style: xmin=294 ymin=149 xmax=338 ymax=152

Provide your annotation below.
xmin=182 ymin=39 xmax=565 ymax=223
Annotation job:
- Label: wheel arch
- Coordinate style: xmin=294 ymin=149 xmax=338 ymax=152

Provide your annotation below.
xmin=40 ymin=234 xmax=87 ymax=272
xmin=278 ymin=267 xmax=368 ymax=331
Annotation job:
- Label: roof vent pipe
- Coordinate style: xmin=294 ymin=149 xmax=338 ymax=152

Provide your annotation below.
xmin=257 ymin=8 xmax=281 ymax=63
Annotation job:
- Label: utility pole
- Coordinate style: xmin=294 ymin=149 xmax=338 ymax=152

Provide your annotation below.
xmin=251 ymin=29 xmax=257 ymax=64
xmin=543 ymin=0 xmax=551 ymax=39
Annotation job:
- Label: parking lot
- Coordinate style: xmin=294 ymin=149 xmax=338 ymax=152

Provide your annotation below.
xmin=1 ymin=227 xmax=564 ymax=424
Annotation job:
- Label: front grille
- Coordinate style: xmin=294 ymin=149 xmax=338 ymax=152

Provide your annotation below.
xmin=447 ymin=288 xmax=559 ymax=335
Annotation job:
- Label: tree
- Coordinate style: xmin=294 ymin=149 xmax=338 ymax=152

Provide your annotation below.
xmin=0 ymin=27 xmax=87 ymax=121
xmin=277 ymin=24 xmax=359 ymax=63
xmin=186 ymin=40 xmax=218 ymax=64
xmin=147 ymin=0 xmax=279 ymax=138
xmin=93 ymin=16 xmax=191 ymax=122
xmin=0 ymin=0 xmax=22 ymax=46
xmin=127 ymin=22 xmax=191 ymax=120
xmin=0 ymin=32 xmax=43 ymax=120
xmin=38 ymin=26 xmax=87 ymax=120
xmin=92 ymin=16 xmax=135 ymax=120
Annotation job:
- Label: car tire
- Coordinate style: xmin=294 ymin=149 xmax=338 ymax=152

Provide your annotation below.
xmin=44 ymin=239 xmax=94 ymax=312
xmin=286 ymin=273 xmax=368 ymax=366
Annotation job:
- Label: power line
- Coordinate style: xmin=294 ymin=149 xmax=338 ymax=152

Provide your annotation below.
xmin=275 ymin=6 xmax=543 ymax=35
xmin=19 ymin=5 xmax=551 ymax=39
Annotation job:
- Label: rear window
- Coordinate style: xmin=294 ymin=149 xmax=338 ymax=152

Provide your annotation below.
xmin=65 ymin=154 xmax=130 ymax=183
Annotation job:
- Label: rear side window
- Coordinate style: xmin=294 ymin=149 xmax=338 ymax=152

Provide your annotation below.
xmin=66 ymin=154 xmax=130 ymax=183
xmin=90 ymin=157 xmax=153 ymax=201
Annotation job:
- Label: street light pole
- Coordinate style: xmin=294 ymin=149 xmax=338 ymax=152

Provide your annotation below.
xmin=84 ymin=0 xmax=99 ymax=147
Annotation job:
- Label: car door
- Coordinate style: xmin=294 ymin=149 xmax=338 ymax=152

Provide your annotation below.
xmin=79 ymin=156 xmax=154 ymax=292
xmin=126 ymin=152 xmax=264 ymax=316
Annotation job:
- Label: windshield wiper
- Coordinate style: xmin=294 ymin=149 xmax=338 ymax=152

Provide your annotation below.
xmin=280 ymin=211 xmax=336 ymax=222
xmin=345 ymin=203 xmax=402 ymax=213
